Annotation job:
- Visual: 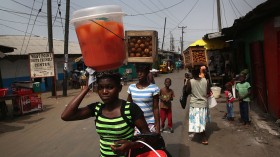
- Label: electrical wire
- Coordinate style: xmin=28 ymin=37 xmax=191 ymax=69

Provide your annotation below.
xmin=0 ymin=18 xmax=69 ymax=28
xmin=167 ymin=0 xmax=200 ymax=37
xmin=243 ymin=0 xmax=253 ymax=9
xmin=119 ymin=0 xmax=161 ymax=26
xmin=14 ymin=0 xmax=37 ymax=79
xmin=156 ymin=0 xmax=181 ymax=22
xmin=221 ymin=0 xmax=228 ymax=27
xmin=212 ymin=0 xmax=215 ymax=32
xmin=57 ymin=0 xmax=65 ymax=33
xmin=228 ymin=0 xmax=238 ymax=18
xmin=126 ymin=0 xmax=184 ymax=16
xmin=23 ymin=0 xmax=45 ymax=55
xmin=229 ymin=0 xmax=242 ymax=17
xmin=138 ymin=0 xmax=165 ymax=22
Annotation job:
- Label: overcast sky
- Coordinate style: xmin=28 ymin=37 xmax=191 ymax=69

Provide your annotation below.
xmin=0 ymin=0 xmax=267 ymax=51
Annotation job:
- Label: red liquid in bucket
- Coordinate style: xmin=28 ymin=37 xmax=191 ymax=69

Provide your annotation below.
xmin=75 ymin=20 xmax=125 ymax=71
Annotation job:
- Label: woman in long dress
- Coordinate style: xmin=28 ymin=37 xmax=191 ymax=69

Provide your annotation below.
xmin=185 ymin=65 xmax=211 ymax=145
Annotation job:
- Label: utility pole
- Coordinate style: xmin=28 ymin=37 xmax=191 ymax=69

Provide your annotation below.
xmin=161 ymin=17 xmax=166 ymax=51
xmin=47 ymin=0 xmax=56 ymax=97
xmin=217 ymin=0 xmax=222 ymax=32
xmin=178 ymin=26 xmax=187 ymax=54
xmin=63 ymin=0 xmax=70 ymax=96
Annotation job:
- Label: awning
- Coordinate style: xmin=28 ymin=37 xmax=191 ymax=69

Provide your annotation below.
xmin=189 ymin=39 xmax=229 ymax=50
xmin=0 ymin=45 xmax=16 ymax=58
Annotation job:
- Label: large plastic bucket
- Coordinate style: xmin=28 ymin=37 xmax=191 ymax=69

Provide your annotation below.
xmin=211 ymin=87 xmax=221 ymax=98
xmin=71 ymin=5 xmax=125 ymax=71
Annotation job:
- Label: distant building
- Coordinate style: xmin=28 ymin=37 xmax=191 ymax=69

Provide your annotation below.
xmin=0 ymin=35 xmax=82 ymax=91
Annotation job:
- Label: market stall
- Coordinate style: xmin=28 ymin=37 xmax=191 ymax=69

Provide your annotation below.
xmin=11 ymin=81 xmax=43 ymax=115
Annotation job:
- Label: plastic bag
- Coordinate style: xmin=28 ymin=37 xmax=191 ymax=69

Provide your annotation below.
xmin=208 ymin=95 xmax=217 ymax=108
xmin=180 ymin=86 xmax=187 ymax=109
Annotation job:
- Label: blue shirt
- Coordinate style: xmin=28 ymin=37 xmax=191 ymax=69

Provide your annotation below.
xmin=127 ymin=84 xmax=160 ymax=124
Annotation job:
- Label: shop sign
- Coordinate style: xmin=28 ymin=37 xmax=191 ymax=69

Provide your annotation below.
xmin=208 ymin=32 xmax=222 ymax=39
xmin=29 ymin=52 xmax=55 ymax=78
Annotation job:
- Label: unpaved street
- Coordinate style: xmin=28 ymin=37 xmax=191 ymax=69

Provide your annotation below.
xmin=0 ymin=70 xmax=279 ymax=157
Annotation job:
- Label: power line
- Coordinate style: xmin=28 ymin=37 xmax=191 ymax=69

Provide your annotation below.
xmin=120 ymin=0 xmax=161 ymax=26
xmin=243 ymin=0 xmax=253 ymax=9
xmin=156 ymin=0 xmax=181 ymax=22
xmin=221 ymin=0 xmax=228 ymax=27
xmin=24 ymin=0 xmax=45 ymax=55
xmin=126 ymin=0 xmax=184 ymax=16
xmin=167 ymin=0 xmax=200 ymax=37
xmin=229 ymin=0 xmax=242 ymax=17
xmin=148 ymin=0 xmax=180 ymax=25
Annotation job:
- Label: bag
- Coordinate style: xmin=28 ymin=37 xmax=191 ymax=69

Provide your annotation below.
xmin=208 ymin=95 xmax=217 ymax=108
xmin=180 ymin=94 xmax=187 ymax=109
xmin=179 ymin=86 xmax=187 ymax=109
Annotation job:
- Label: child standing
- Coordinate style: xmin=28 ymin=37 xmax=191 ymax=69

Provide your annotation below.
xmin=224 ymin=82 xmax=235 ymax=121
xmin=236 ymin=73 xmax=251 ymax=125
xmin=160 ymin=78 xmax=175 ymax=133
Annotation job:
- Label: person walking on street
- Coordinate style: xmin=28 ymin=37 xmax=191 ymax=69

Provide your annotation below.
xmin=61 ymin=71 xmax=152 ymax=157
xmin=147 ymin=71 xmax=155 ymax=84
xmin=185 ymin=65 xmax=211 ymax=145
xmin=159 ymin=78 xmax=175 ymax=133
xmin=127 ymin=64 xmax=160 ymax=134
xmin=236 ymin=73 xmax=252 ymax=126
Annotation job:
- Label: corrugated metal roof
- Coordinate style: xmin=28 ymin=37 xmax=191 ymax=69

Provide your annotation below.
xmin=0 ymin=35 xmax=81 ymax=55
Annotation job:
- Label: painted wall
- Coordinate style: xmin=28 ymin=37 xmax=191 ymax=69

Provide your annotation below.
xmin=238 ymin=23 xmax=264 ymax=75
xmin=264 ymin=17 xmax=280 ymax=118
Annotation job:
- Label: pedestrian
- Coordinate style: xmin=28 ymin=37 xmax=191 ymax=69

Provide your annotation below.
xmin=79 ymin=70 xmax=87 ymax=90
xmin=185 ymin=65 xmax=211 ymax=145
xmin=184 ymin=72 xmax=192 ymax=86
xmin=208 ymin=56 xmax=216 ymax=74
xmin=159 ymin=78 xmax=175 ymax=133
xmin=147 ymin=71 xmax=155 ymax=84
xmin=127 ymin=63 xmax=160 ymax=134
xmin=61 ymin=71 xmax=154 ymax=157
xmin=224 ymin=82 xmax=235 ymax=121
xmin=71 ymin=70 xmax=79 ymax=89
xmin=175 ymin=61 xmax=181 ymax=72
xmin=236 ymin=73 xmax=252 ymax=125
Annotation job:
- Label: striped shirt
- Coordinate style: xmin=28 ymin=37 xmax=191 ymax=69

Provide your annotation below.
xmin=88 ymin=101 xmax=143 ymax=157
xmin=127 ymin=83 xmax=160 ymax=124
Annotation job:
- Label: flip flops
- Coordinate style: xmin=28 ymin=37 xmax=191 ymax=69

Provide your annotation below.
xmin=202 ymin=141 xmax=208 ymax=145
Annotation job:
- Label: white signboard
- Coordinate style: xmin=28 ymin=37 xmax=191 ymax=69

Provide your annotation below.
xmin=29 ymin=52 xmax=55 ymax=78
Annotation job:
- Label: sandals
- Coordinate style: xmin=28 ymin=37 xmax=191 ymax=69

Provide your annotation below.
xmin=202 ymin=141 xmax=208 ymax=145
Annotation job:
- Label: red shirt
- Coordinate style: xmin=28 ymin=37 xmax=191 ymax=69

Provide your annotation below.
xmin=224 ymin=90 xmax=235 ymax=103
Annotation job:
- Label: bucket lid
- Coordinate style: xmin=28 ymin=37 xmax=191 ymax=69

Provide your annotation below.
xmin=71 ymin=5 xmax=125 ymax=23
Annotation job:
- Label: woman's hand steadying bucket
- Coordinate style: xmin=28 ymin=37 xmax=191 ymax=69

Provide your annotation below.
xmin=110 ymin=140 xmax=135 ymax=155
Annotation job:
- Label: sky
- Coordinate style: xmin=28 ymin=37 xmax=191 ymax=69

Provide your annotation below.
xmin=0 ymin=0 xmax=267 ymax=52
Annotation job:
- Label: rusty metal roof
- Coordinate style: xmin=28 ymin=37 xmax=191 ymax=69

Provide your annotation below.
xmin=0 ymin=35 xmax=81 ymax=55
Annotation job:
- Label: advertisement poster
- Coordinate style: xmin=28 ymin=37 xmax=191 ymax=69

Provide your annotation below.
xmin=29 ymin=52 xmax=55 ymax=78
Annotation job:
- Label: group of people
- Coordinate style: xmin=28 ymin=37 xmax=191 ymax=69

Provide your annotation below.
xmin=62 ymin=63 xmax=174 ymax=157
xmin=70 ymin=70 xmax=87 ymax=90
xmin=183 ymin=64 xmax=252 ymax=146
xmin=61 ymin=62 xmax=252 ymax=156
xmin=223 ymin=72 xmax=251 ymax=126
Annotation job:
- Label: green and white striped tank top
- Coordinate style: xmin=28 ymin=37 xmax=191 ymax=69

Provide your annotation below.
xmin=94 ymin=101 xmax=134 ymax=157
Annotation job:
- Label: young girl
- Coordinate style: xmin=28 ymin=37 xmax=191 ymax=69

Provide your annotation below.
xmin=224 ymin=82 xmax=235 ymax=121
xmin=236 ymin=73 xmax=251 ymax=125
xmin=159 ymin=78 xmax=175 ymax=133
xmin=127 ymin=64 xmax=160 ymax=134
xmin=61 ymin=71 xmax=151 ymax=156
